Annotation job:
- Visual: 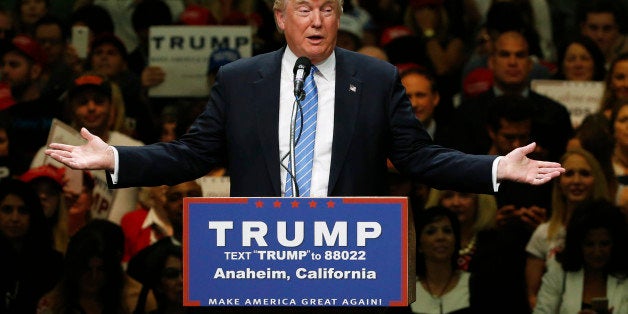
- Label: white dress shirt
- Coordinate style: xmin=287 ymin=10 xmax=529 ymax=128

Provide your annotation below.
xmin=279 ymin=48 xmax=335 ymax=197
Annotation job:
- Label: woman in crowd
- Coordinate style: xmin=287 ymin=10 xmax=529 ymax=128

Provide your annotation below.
xmin=424 ymin=190 xmax=497 ymax=270
xmin=599 ymin=53 xmax=628 ymax=119
xmin=0 ymin=179 xmax=62 ymax=313
xmin=534 ymin=199 xmax=628 ymax=313
xmin=409 ymin=206 xmax=471 ymax=313
xmin=553 ymin=36 xmax=606 ymax=82
xmin=20 ymin=165 xmax=71 ymax=253
xmin=127 ymin=239 xmax=183 ymax=314
xmin=567 ymin=114 xmax=617 ymax=202
xmin=526 ymin=148 xmax=611 ymax=309
xmin=611 ymin=100 xmax=628 ymax=209
xmin=37 ymin=220 xmax=130 ymax=314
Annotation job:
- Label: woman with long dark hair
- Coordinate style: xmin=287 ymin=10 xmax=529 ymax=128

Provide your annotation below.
xmin=534 ymin=199 xmax=628 ymax=313
xmin=0 ymin=178 xmax=62 ymax=313
xmin=38 ymin=220 xmax=129 ymax=314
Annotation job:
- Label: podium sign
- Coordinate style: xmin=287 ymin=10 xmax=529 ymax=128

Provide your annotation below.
xmin=183 ymin=197 xmax=412 ymax=307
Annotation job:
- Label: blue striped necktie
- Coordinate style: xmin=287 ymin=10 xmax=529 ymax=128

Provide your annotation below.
xmin=286 ymin=66 xmax=318 ymax=197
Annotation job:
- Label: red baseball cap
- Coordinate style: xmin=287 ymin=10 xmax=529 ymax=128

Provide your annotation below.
xmin=396 ymin=62 xmax=424 ymax=74
xmin=463 ymin=68 xmax=494 ymax=98
xmin=68 ymin=72 xmax=112 ymax=100
xmin=380 ymin=26 xmax=414 ymax=46
xmin=180 ymin=4 xmax=213 ymax=25
xmin=20 ymin=165 xmax=66 ymax=186
xmin=4 ymin=34 xmax=47 ymax=65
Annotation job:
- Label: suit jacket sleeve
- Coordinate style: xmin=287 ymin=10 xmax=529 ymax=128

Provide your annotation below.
xmin=384 ymin=66 xmax=496 ymax=193
xmin=108 ymin=69 xmax=229 ymax=188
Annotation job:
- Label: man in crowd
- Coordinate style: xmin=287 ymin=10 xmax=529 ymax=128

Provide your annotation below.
xmin=34 ymin=15 xmax=73 ymax=100
xmin=89 ymin=33 xmax=157 ymax=143
xmin=579 ymin=0 xmax=628 ymax=66
xmin=486 ymin=96 xmax=549 ymax=226
xmin=448 ymin=30 xmax=573 ymax=162
xmin=32 ymin=72 xmax=142 ymax=224
xmin=1 ymin=34 xmax=62 ymax=174
xmin=400 ymin=66 xmax=445 ymax=144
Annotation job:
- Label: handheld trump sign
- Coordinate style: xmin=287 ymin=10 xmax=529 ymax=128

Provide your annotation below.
xmin=149 ymin=25 xmax=252 ymax=97
xmin=183 ymin=197 xmax=413 ymax=307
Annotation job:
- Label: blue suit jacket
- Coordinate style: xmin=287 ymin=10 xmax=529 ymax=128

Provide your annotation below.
xmin=110 ymin=47 xmax=496 ymax=196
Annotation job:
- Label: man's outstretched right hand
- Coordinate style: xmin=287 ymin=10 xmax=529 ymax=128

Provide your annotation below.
xmin=46 ymin=128 xmax=115 ymax=171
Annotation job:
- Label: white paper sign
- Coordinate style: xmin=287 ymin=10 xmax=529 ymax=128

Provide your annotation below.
xmin=43 ymin=119 xmax=115 ymax=220
xmin=148 ymin=25 xmax=253 ymax=97
xmin=531 ymin=80 xmax=604 ymax=127
xmin=196 ymin=176 xmax=230 ymax=197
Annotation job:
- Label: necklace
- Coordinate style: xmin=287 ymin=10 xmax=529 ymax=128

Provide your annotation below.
xmin=459 ymin=234 xmax=476 ymax=256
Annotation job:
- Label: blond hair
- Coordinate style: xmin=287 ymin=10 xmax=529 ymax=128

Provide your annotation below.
xmin=424 ymin=189 xmax=497 ymax=232
xmin=547 ymin=148 xmax=611 ymax=239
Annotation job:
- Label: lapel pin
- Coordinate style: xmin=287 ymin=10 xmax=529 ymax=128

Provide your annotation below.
xmin=349 ymin=84 xmax=357 ymax=92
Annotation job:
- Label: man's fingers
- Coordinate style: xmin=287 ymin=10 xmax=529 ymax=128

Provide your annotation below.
xmin=537 ymin=164 xmax=564 ymax=173
xmin=80 ymin=127 xmax=93 ymax=140
xmin=52 ymin=149 xmax=75 ymax=159
xmin=47 ymin=143 xmax=76 ymax=151
xmin=517 ymin=142 xmax=536 ymax=155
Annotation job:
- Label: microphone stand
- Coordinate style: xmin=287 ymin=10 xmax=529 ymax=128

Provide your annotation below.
xmin=288 ymin=90 xmax=305 ymax=197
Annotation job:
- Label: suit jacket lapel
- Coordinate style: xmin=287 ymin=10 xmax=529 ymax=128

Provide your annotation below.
xmin=328 ymin=48 xmax=362 ymax=193
xmin=254 ymin=48 xmax=284 ymax=195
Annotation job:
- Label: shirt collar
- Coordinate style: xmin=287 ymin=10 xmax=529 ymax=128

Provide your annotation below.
xmin=283 ymin=46 xmax=335 ymax=82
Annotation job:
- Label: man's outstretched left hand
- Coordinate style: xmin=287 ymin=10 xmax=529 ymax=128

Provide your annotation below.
xmin=497 ymin=142 xmax=565 ymax=185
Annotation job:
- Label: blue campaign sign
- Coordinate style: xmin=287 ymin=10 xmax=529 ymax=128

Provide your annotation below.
xmin=183 ymin=197 xmax=409 ymax=307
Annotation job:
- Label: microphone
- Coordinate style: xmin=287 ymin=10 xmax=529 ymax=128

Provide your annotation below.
xmin=293 ymin=57 xmax=312 ymax=101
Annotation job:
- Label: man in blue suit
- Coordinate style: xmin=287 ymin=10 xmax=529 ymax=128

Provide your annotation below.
xmin=46 ymin=0 xmax=563 ymax=198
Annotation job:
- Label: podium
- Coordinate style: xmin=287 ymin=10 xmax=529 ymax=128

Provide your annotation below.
xmin=183 ymin=197 xmax=416 ymax=307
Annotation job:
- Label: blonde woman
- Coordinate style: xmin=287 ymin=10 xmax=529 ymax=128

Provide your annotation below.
xmin=525 ymin=148 xmax=611 ymax=309
xmin=599 ymin=53 xmax=628 ymax=118
xmin=611 ymin=100 xmax=628 ymax=208
xmin=424 ymin=189 xmax=497 ymax=270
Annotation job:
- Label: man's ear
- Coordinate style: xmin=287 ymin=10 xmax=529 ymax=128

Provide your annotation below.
xmin=274 ymin=9 xmax=286 ymax=32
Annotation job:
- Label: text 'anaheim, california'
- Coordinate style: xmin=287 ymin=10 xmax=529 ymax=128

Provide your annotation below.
xmin=213 ymin=267 xmax=377 ymax=280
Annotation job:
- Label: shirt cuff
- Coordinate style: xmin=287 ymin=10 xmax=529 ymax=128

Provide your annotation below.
xmin=109 ymin=146 xmax=119 ymax=184
xmin=492 ymin=156 xmax=503 ymax=192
